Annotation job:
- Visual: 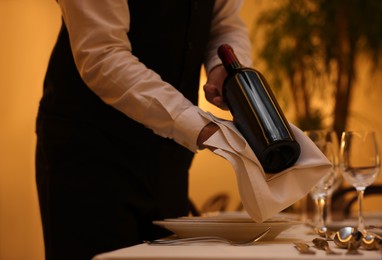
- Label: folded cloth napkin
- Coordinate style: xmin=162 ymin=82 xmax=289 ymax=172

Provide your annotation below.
xmin=199 ymin=111 xmax=332 ymax=223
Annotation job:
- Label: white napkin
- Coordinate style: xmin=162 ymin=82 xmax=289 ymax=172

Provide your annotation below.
xmin=199 ymin=111 xmax=332 ymax=223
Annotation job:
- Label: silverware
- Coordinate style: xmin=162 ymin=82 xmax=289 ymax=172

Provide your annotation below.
xmin=362 ymin=232 xmax=382 ymax=250
xmin=145 ymin=227 xmax=271 ymax=246
xmin=306 ymin=222 xmax=334 ymax=240
xmin=333 ymin=226 xmax=362 ymax=255
xmin=333 ymin=226 xmax=356 ymax=249
xmin=346 ymin=240 xmax=363 ymax=255
xmin=314 ymin=226 xmax=328 ymax=238
xmin=293 ymin=242 xmax=316 ymax=255
xmin=376 ymin=240 xmax=382 ymax=252
xmin=312 ymin=238 xmax=341 ymax=255
xmin=367 ymin=225 xmax=382 ymax=230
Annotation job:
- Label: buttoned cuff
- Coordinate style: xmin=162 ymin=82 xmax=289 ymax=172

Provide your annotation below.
xmin=172 ymin=106 xmax=212 ymax=152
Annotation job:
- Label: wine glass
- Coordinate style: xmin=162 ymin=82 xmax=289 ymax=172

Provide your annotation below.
xmin=339 ymin=131 xmax=380 ymax=233
xmin=325 ymin=166 xmax=343 ymax=223
xmin=324 ymin=132 xmax=342 ymax=223
xmin=305 ymin=130 xmax=338 ymax=236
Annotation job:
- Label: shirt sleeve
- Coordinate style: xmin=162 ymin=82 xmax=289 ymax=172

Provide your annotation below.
xmin=57 ymin=0 xmax=251 ymax=152
xmin=205 ymin=0 xmax=253 ymax=72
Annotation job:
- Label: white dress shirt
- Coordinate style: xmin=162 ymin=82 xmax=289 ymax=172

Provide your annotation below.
xmin=57 ymin=0 xmax=252 ymax=151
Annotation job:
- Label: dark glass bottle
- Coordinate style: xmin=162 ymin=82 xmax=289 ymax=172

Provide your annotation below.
xmin=218 ymin=44 xmax=300 ymax=173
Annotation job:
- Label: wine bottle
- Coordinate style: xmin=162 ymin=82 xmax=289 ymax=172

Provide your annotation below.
xmin=218 ymin=44 xmax=300 ymax=173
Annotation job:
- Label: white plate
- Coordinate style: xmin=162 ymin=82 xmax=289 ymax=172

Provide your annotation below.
xmin=153 ymin=213 xmax=300 ymax=242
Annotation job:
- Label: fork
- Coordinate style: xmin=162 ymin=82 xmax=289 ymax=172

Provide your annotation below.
xmin=312 ymin=238 xmax=341 ymax=255
xmin=145 ymin=227 xmax=271 ymax=246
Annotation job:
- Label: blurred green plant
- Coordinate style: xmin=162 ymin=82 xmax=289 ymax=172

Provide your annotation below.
xmin=252 ymin=0 xmax=382 ymax=136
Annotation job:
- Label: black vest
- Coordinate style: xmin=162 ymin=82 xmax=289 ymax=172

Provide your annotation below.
xmin=37 ymin=0 xmax=215 ymax=218
xmin=39 ymin=0 xmax=215 ymax=141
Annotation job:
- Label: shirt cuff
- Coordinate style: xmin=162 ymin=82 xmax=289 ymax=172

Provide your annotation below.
xmin=172 ymin=106 xmax=212 ymax=152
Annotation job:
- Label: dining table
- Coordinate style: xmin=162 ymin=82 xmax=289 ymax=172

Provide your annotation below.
xmin=92 ymin=214 xmax=382 ymax=260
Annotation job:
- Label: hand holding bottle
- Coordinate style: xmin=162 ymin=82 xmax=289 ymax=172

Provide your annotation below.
xmin=203 ymin=65 xmax=229 ymax=110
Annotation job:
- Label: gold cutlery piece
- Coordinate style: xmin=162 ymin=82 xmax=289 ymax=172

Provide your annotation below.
xmin=362 ymin=232 xmax=382 ymax=250
xmin=293 ymin=242 xmax=316 ymax=254
xmin=367 ymin=225 xmax=382 ymax=230
xmin=333 ymin=227 xmax=363 ymax=255
xmin=312 ymin=238 xmax=341 ymax=255
xmin=346 ymin=240 xmax=363 ymax=255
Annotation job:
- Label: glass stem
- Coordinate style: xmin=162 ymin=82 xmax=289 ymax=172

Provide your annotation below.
xmin=299 ymin=195 xmax=308 ymax=223
xmin=316 ymin=196 xmax=326 ymax=228
xmin=326 ymin=194 xmax=332 ymax=223
xmin=357 ymin=188 xmax=365 ymax=233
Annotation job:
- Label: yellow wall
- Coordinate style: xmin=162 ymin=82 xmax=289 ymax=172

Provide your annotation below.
xmin=0 ymin=1 xmax=381 ymax=260
xmin=0 ymin=0 xmax=61 ymax=259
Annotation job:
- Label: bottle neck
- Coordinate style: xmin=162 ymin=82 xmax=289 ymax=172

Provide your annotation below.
xmin=218 ymin=44 xmax=242 ymax=74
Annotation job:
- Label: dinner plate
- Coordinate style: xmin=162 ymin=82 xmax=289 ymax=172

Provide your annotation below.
xmin=153 ymin=212 xmax=300 ymax=242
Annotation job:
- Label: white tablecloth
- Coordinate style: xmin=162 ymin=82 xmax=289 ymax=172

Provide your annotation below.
xmin=92 ymin=224 xmax=382 ymax=260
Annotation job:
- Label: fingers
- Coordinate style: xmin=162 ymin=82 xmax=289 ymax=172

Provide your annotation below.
xmin=203 ymin=65 xmax=229 ymax=110
xmin=203 ymin=83 xmax=229 ymax=110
